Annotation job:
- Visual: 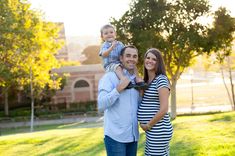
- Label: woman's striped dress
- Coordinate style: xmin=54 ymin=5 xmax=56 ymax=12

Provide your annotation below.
xmin=137 ymin=74 xmax=173 ymax=156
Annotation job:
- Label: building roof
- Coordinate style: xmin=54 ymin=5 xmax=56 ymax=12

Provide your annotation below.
xmin=52 ymin=64 xmax=104 ymax=73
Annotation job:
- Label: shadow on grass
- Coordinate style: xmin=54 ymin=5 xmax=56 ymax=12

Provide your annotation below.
xmin=37 ymin=138 xmax=80 ymax=156
xmin=169 ymin=122 xmax=201 ymax=156
xmin=170 ymin=139 xmax=199 ymax=156
xmin=209 ymin=113 xmax=235 ymax=122
xmin=37 ymin=129 xmax=104 ymax=156
xmin=75 ymin=140 xmax=104 ymax=156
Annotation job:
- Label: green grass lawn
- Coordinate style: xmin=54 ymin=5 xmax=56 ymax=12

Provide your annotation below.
xmin=0 ymin=111 xmax=235 ymax=156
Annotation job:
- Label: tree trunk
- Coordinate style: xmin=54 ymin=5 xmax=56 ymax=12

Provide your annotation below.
xmin=170 ymin=79 xmax=177 ymax=119
xmin=227 ymin=57 xmax=235 ymax=110
xmin=4 ymin=90 xmax=9 ymax=116
xmin=220 ymin=65 xmax=233 ymax=105
xmin=30 ymin=67 xmax=34 ymax=132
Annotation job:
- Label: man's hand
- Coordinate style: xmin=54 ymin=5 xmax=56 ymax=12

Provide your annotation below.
xmin=140 ymin=124 xmax=150 ymax=131
xmin=140 ymin=124 xmax=152 ymax=131
xmin=116 ymin=77 xmax=130 ymax=93
xmin=134 ymin=66 xmax=144 ymax=83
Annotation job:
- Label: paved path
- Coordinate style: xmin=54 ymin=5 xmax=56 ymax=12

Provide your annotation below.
xmin=0 ymin=105 xmax=233 ymax=129
xmin=0 ymin=116 xmax=104 ymax=129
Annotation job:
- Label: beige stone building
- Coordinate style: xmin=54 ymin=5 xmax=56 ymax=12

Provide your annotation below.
xmin=52 ymin=64 xmax=104 ymax=104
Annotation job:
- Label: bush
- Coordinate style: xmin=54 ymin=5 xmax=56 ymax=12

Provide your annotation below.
xmin=69 ymin=101 xmax=97 ymax=112
xmin=0 ymin=107 xmax=31 ymax=117
xmin=0 ymin=101 xmax=98 ymax=121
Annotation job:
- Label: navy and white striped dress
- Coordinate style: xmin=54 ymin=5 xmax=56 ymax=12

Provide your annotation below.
xmin=137 ymin=74 xmax=173 ymax=156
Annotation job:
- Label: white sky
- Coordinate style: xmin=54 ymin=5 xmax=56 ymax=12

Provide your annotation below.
xmin=29 ymin=0 xmax=130 ymax=37
xmin=29 ymin=0 xmax=235 ymax=37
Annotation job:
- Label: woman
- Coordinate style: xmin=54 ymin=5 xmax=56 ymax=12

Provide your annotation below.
xmin=137 ymin=48 xmax=173 ymax=156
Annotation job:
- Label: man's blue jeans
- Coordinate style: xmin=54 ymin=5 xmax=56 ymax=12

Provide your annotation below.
xmin=104 ymin=135 xmax=138 ymax=156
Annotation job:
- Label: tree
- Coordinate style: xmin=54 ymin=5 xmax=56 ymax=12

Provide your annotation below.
xmin=208 ymin=7 xmax=235 ymax=110
xmin=0 ymin=0 xmax=63 ymax=122
xmin=0 ymin=0 xmax=32 ymax=115
xmin=111 ymin=0 xmax=233 ymax=118
xmin=81 ymin=45 xmax=102 ymax=64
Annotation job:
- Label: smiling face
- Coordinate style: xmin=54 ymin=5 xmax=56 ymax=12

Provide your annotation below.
xmin=101 ymin=27 xmax=116 ymax=42
xmin=144 ymin=52 xmax=157 ymax=72
xmin=143 ymin=48 xmax=167 ymax=82
xmin=120 ymin=47 xmax=138 ymax=73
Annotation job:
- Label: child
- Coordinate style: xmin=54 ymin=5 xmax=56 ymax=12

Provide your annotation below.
xmin=99 ymin=24 xmax=148 ymax=90
xmin=99 ymin=24 xmax=126 ymax=81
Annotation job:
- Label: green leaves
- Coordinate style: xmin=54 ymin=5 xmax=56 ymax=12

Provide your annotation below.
xmin=0 ymin=0 xmax=63 ymax=98
xmin=208 ymin=7 xmax=235 ymax=62
xmin=112 ymin=0 xmax=212 ymax=78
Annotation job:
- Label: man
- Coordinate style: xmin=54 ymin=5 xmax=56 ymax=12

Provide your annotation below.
xmin=98 ymin=45 xmax=141 ymax=156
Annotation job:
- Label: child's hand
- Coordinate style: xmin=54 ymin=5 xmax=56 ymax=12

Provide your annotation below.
xmin=111 ymin=40 xmax=117 ymax=49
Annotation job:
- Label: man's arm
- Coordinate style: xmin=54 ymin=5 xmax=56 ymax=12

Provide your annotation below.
xmin=98 ymin=87 xmax=120 ymax=113
xmin=97 ymin=75 xmax=130 ymax=113
xmin=97 ymin=74 xmax=119 ymax=113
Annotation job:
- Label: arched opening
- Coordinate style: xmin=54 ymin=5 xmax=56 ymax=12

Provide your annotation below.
xmin=74 ymin=80 xmax=89 ymax=88
xmin=73 ymin=79 xmax=91 ymax=102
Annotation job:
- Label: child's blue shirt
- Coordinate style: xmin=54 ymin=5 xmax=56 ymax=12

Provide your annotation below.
xmin=99 ymin=41 xmax=124 ymax=68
